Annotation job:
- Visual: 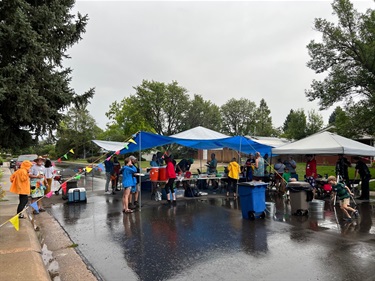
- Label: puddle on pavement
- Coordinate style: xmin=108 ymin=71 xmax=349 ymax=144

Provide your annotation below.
xmin=41 ymin=243 xmax=61 ymax=281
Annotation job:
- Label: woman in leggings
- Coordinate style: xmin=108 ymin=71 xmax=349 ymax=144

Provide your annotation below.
xmin=164 ymin=156 xmax=177 ymax=206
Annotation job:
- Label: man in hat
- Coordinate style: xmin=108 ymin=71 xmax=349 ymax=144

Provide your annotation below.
xmin=29 ymin=156 xmax=48 ymax=213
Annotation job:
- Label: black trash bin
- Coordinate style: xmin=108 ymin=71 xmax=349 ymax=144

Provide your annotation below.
xmin=62 ymin=180 xmax=78 ymax=200
xmin=287 ymin=181 xmax=314 ymax=216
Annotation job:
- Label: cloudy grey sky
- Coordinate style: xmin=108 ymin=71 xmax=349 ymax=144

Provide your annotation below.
xmin=65 ymin=0 xmax=374 ymax=130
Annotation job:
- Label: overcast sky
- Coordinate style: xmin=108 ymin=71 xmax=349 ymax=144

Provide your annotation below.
xmin=65 ymin=0 xmax=374 ymax=131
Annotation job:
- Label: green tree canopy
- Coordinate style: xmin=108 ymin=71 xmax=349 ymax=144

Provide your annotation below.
xmin=306 ymin=0 xmax=375 ymax=136
xmin=282 ymin=109 xmax=323 ymax=140
xmin=0 ymin=0 xmax=92 ymax=150
xmin=181 ymin=94 xmax=222 ymax=132
xmin=56 ymin=98 xmax=102 ymax=159
xmin=282 ymin=109 xmax=307 ymax=140
xmin=332 ymin=106 xmax=354 ymax=137
xmin=105 ymin=80 xmax=191 ymax=138
xmin=220 ymin=98 xmax=257 ymax=136
xmin=254 ymin=98 xmax=274 ymax=136
xmin=306 ymin=109 xmax=324 ymax=136
xmin=132 ymin=80 xmax=190 ymax=136
xmin=105 ymin=96 xmax=153 ymax=141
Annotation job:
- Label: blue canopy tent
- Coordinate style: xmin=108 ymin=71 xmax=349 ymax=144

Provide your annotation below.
xmin=119 ymin=131 xmax=272 ymax=155
xmin=106 ymin=131 xmax=273 ymax=210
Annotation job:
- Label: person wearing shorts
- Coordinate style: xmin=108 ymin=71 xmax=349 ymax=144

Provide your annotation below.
xmin=120 ymin=157 xmax=137 ymax=213
xmin=128 ymin=155 xmax=140 ymax=209
xmin=253 ymin=152 xmax=264 ymax=181
xmin=328 ymin=176 xmax=359 ymax=221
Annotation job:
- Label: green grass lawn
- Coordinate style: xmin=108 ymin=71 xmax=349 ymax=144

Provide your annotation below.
xmin=73 ymin=157 xmax=375 ymax=191
xmin=204 ymin=161 xmax=375 ymax=191
xmin=294 ymin=163 xmax=375 ymax=191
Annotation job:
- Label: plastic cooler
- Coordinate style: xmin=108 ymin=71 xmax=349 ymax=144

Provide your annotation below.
xmin=68 ymin=187 xmax=87 ymax=203
xmin=158 ymin=166 xmax=167 ymax=181
xmin=150 ymin=167 xmax=159 ymax=181
xmin=287 ymin=181 xmax=313 ymax=216
xmin=238 ymin=182 xmax=267 ymax=220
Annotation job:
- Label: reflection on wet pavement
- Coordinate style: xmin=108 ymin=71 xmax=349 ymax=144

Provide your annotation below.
xmin=50 ymin=187 xmax=375 ymax=281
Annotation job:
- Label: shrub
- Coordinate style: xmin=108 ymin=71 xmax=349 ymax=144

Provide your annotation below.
xmin=86 ymin=157 xmax=97 ymax=163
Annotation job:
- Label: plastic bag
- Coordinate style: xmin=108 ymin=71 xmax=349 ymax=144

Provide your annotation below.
xmin=155 ymin=191 xmax=162 ymax=201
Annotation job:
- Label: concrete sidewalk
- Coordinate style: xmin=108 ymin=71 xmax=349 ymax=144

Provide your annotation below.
xmin=0 ymin=165 xmax=51 ymax=281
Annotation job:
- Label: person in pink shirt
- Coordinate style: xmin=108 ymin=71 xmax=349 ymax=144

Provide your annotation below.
xmin=164 ymin=156 xmax=177 ymax=206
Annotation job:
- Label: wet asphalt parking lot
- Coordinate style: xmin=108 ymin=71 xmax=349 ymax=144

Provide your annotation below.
xmin=48 ymin=175 xmax=375 ymax=281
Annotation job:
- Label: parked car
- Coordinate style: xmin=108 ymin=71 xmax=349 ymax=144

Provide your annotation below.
xmin=15 ymin=154 xmax=38 ymax=171
xmin=9 ymin=158 xmax=17 ymax=169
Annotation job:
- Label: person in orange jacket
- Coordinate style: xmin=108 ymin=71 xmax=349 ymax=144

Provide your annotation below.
xmin=10 ymin=160 xmax=33 ymax=218
xmin=227 ymin=157 xmax=241 ymax=198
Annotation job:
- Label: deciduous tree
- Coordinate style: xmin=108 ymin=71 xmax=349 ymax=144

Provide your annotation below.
xmin=306 ymin=109 xmax=324 ymax=136
xmin=182 ymin=94 xmax=222 ymax=132
xmin=306 ymin=0 xmax=375 ymax=136
xmin=105 ymin=97 xmax=153 ymax=140
xmin=333 ymin=106 xmax=354 ymax=137
xmin=133 ymin=80 xmax=190 ymax=136
xmin=56 ymin=92 xmax=102 ymax=158
xmin=220 ymin=98 xmax=257 ymax=136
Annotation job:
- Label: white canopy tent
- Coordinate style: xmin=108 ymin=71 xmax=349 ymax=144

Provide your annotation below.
xmin=247 ymin=136 xmax=290 ymax=148
xmin=92 ymin=140 xmax=127 ymax=152
xmin=170 ymin=126 xmax=229 ymax=169
xmin=170 ymin=126 xmax=229 ymax=139
xmin=272 ymin=131 xmax=375 ymax=156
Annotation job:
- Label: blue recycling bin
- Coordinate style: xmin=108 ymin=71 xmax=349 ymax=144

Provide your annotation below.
xmin=238 ymin=182 xmax=268 ymax=220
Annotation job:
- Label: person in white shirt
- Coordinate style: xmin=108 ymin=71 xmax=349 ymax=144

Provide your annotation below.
xmin=274 ymin=158 xmax=285 ymax=189
xmin=44 ymin=159 xmax=55 ymax=194
xmin=29 ymin=156 xmax=48 ymax=213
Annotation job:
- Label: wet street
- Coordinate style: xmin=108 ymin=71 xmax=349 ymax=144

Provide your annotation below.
xmin=48 ymin=174 xmax=375 ymax=281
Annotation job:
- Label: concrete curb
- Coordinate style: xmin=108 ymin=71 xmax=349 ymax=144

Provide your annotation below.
xmin=0 ymin=205 xmax=51 ymax=281
xmin=0 ymin=166 xmax=51 ymax=281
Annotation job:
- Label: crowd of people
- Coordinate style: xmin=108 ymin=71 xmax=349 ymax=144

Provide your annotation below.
xmin=239 ymin=152 xmax=371 ymax=203
xmin=9 ymin=151 xmax=372 ymax=220
xmin=10 ymin=156 xmax=54 ymax=218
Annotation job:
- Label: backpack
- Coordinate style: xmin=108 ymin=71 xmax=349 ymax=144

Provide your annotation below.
xmin=184 ymin=187 xmax=199 ymax=197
